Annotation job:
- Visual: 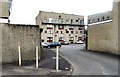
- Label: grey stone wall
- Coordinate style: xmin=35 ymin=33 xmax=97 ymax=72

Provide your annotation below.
xmin=1 ymin=23 xmax=41 ymax=63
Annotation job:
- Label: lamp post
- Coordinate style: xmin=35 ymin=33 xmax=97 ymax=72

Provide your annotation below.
xmin=84 ymin=25 xmax=88 ymax=50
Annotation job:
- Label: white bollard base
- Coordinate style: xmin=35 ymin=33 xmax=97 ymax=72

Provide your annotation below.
xmin=51 ymin=70 xmax=61 ymax=73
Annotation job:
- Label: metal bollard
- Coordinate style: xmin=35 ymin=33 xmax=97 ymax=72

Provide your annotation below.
xmin=18 ymin=46 xmax=21 ymax=66
xmin=36 ymin=46 xmax=39 ymax=69
xmin=56 ymin=46 xmax=59 ymax=71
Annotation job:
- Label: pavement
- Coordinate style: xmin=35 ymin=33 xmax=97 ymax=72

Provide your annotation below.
xmin=1 ymin=48 xmax=73 ymax=76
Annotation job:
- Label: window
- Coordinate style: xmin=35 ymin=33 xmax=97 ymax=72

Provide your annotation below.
xmin=56 ymin=31 xmax=59 ymax=33
xmin=66 ymin=20 xmax=69 ymax=24
xmin=61 ymin=19 xmax=64 ymax=23
xmin=49 ymin=30 xmax=53 ymax=34
xmin=59 ymin=15 xmax=61 ymax=18
xmin=69 ymin=37 xmax=74 ymax=43
xmin=80 ymin=31 xmax=83 ymax=34
xmin=66 ymin=20 xmax=68 ymax=22
xmin=76 ymin=31 xmax=78 ymax=34
xmin=101 ymin=16 xmax=105 ymax=21
xmin=78 ymin=37 xmax=82 ymax=40
xmin=47 ymin=25 xmax=53 ymax=29
xmin=43 ymin=17 xmax=47 ymax=23
xmin=59 ymin=37 xmax=64 ymax=40
xmin=44 ymin=30 xmax=47 ymax=33
xmin=69 ymin=26 xmax=74 ymax=30
xmin=42 ymin=39 xmax=44 ymax=42
xmin=69 ymin=37 xmax=74 ymax=40
xmin=92 ymin=19 xmax=95 ymax=23
xmin=97 ymin=18 xmax=100 ymax=22
xmin=47 ymin=37 xmax=53 ymax=42
xmin=71 ymin=19 xmax=73 ymax=24
xmin=76 ymin=20 xmax=78 ymax=22
xmin=71 ymin=31 xmax=74 ymax=34
xmin=59 ymin=37 xmax=64 ymax=42
xmin=58 ymin=25 xmax=64 ymax=29
xmin=61 ymin=31 xmax=63 ymax=34
xmin=66 ymin=31 xmax=69 ymax=33
xmin=80 ymin=20 xmax=83 ymax=24
xmin=55 ymin=19 xmax=58 ymax=23
xmin=88 ymin=20 xmax=91 ymax=24
xmin=49 ymin=18 xmax=53 ymax=23
xmin=78 ymin=27 xmax=83 ymax=30
xmin=106 ymin=16 xmax=110 ymax=20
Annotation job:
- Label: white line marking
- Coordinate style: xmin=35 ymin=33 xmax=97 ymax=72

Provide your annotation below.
xmin=98 ymin=65 xmax=109 ymax=75
xmin=52 ymin=57 xmax=61 ymax=59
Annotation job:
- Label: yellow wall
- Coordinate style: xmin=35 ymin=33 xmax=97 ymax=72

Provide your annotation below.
xmin=88 ymin=0 xmax=119 ymax=54
xmin=0 ymin=0 xmax=9 ymax=18
xmin=88 ymin=22 xmax=118 ymax=54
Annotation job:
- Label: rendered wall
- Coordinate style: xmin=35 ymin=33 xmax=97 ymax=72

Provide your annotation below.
xmin=88 ymin=0 xmax=119 ymax=54
xmin=118 ymin=1 xmax=120 ymax=54
xmin=0 ymin=24 xmax=2 ymax=63
xmin=1 ymin=23 xmax=41 ymax=63
xmin=0 ymin=0 xmax=9 ymax=18
xmin=88 ymin=22 xmax=118 ymax=54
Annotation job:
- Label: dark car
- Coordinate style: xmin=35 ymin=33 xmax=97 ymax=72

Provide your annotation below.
xmin=47 ymin=42 xmax=61 ymax=48
xmin=42 ymin=42 xmax=61 ymax=48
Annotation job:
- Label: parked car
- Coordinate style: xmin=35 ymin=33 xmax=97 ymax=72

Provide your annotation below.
xmin=42 ymin=42 xmax=61 ymax=48
xmin=41 ymin=42 xmax=49 ymax=48
xmin=48 ymin=42 xmax=61 ymax=48
xmin=76 ymin=40 xmax=83 ymax=44
xmin=61 ymin=41 xmax=69 ymax=45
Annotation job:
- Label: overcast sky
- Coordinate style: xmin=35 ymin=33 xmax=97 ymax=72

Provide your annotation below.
xmin=9 ymin=0 xmax=113 ymax=25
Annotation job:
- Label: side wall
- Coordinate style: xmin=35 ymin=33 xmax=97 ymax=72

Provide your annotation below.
xmin=2 ymin=23 xmax=41 ymax=63
xmin=0 ymin=24 xmax=2 ymax=63
xmin=0 ymin=0 xmax=9 ymax=18
xmin=119 ymin=1 xmax=120 ymax=54
xmin=88 ymin=21 xmax=118 ymax=54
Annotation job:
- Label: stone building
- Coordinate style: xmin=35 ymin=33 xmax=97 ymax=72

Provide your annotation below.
xmin=36 ymin=11 xmax=84 ymax=43
xmin=87 ymin=0 xmax=119 ymax=54
xmin=0 ymin=0 xmax=12 ymax=23
xmin=88 ymin=11 xmax=112 ymax=24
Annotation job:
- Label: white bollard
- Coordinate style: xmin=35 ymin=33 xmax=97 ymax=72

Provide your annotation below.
xmin=18 ymin=46 xmax=21 ymax=66
xmin=56 ymin=46 xmax=59 ymax=71
xmin=36 ymin=46 xmax=39 ymax=69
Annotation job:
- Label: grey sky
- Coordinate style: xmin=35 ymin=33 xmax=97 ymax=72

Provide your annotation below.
xmin=9 ymin=0 xmax=113 ymax=25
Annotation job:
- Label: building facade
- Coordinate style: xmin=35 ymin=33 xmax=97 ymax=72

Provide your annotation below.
xmin=36 ymin=11 xmax=84 ymax=43
xmin=87 ymin=0 xmax=119 ymax=54
xmin=88 ymin=11 xmax=112 ymax=24
xmin=0 ymin=0 xmax=12 ymax=23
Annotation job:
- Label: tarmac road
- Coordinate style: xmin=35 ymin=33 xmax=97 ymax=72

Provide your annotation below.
xmin=59 ymin=44 xmax=118 ymax=75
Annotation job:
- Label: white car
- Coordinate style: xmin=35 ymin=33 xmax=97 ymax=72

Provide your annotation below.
xmin=76 ymin=40 xmax=83 ymax=44
xmin=41 ymin=42 xmax=49 ymax=48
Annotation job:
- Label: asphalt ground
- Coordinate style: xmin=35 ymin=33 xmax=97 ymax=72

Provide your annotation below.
xmin=2 ymin=48 xmax=72 ymax=76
